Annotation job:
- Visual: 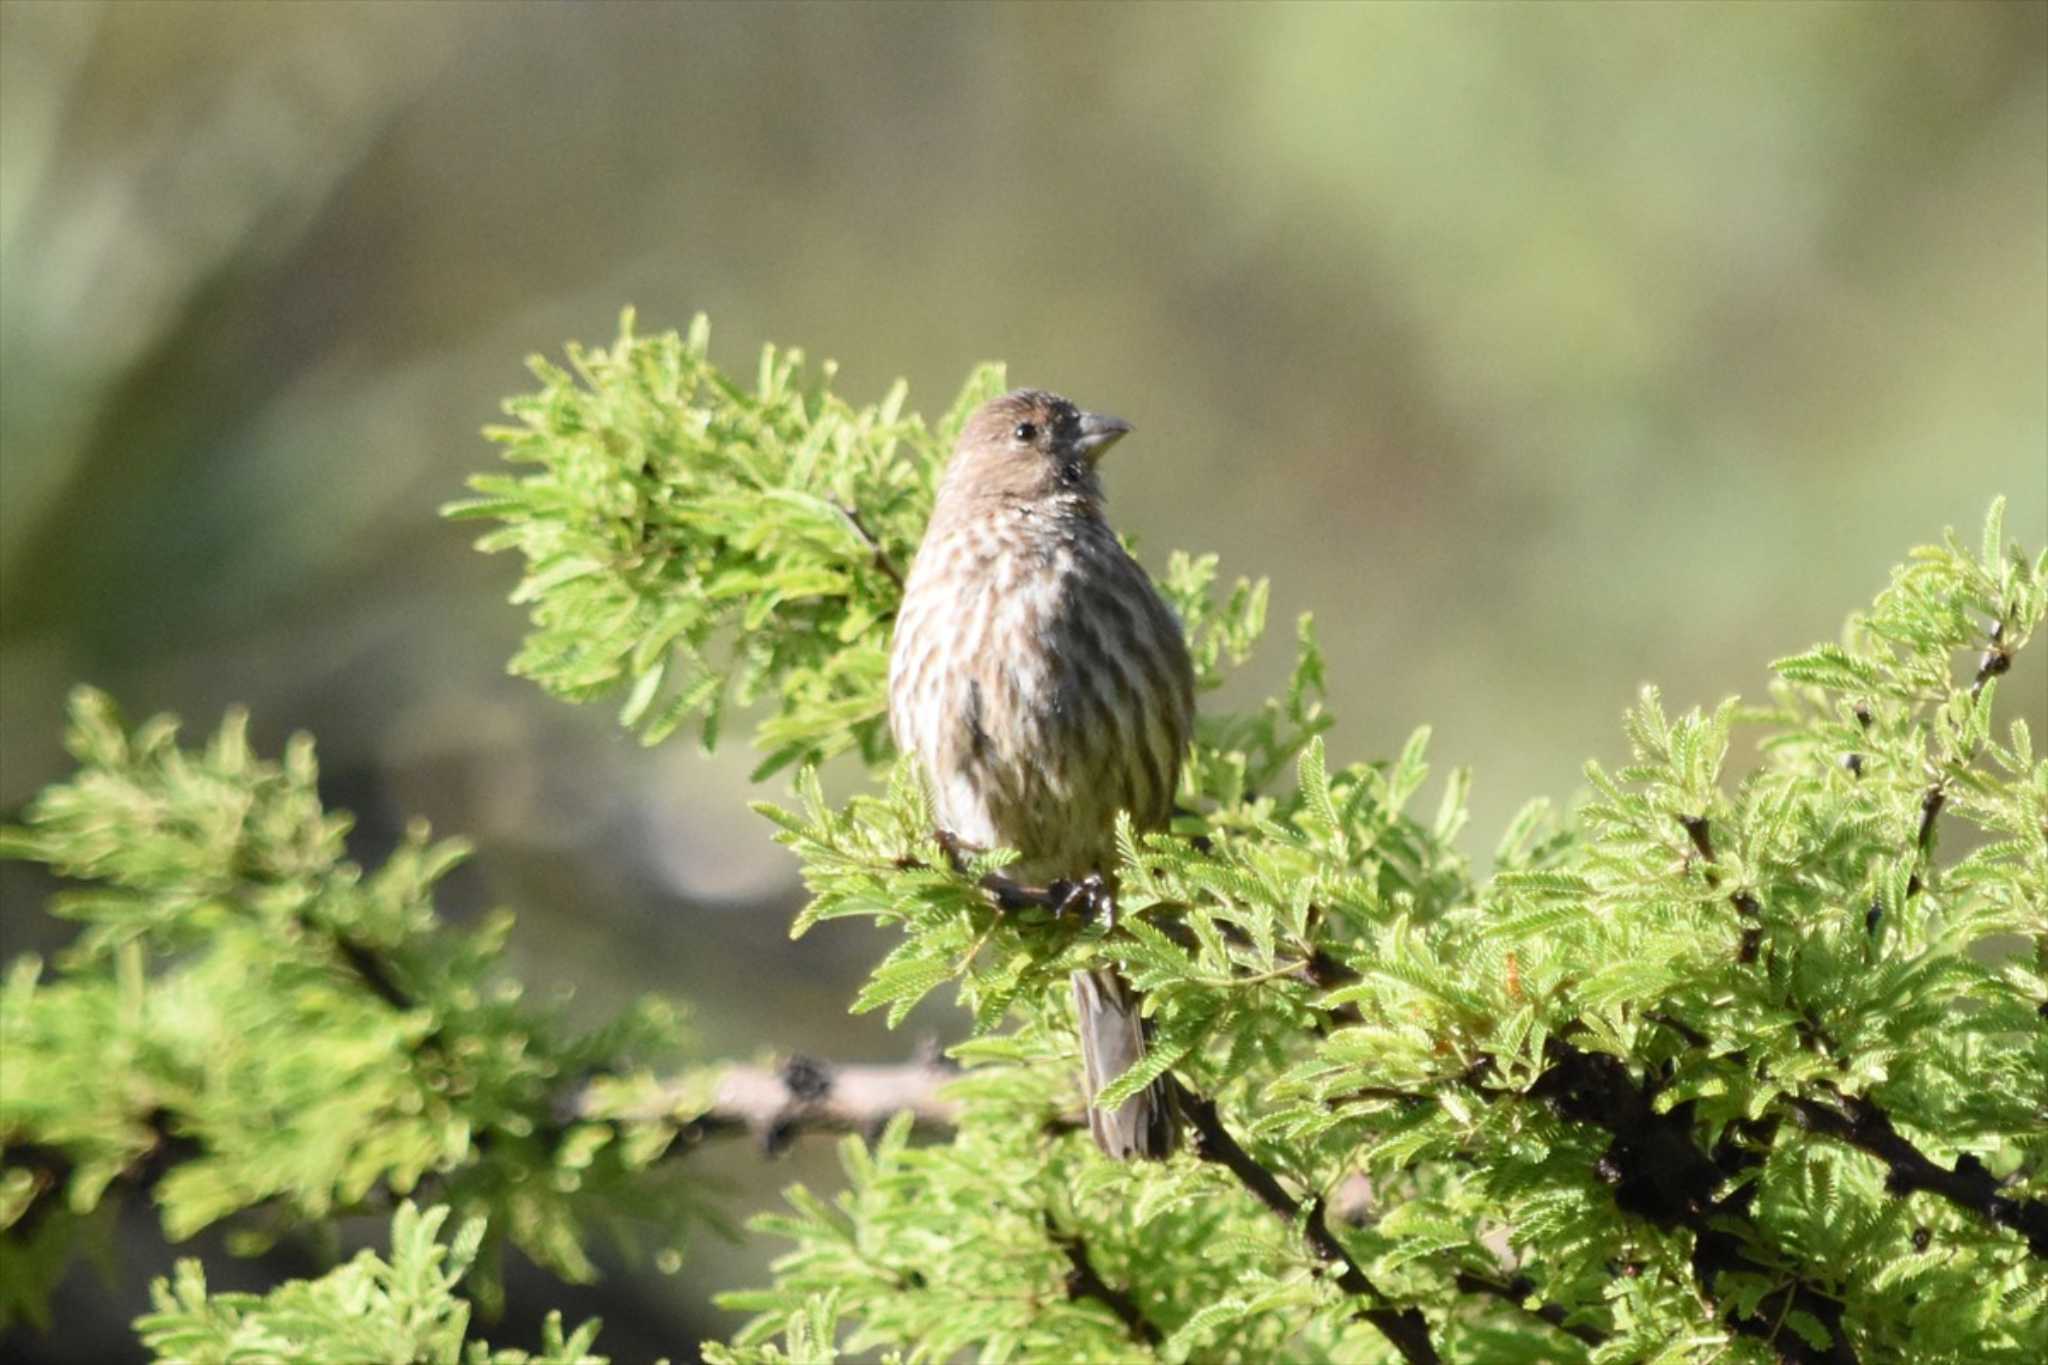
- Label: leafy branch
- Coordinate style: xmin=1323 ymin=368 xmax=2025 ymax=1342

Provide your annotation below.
xmin=1178 ymin=1088 xmax=1439 ymax=1364
xmin=0 ymin=689 xmax=950 ymax=1329
xmin=449 ymin=322 xmax=2048 ymax=1363
xmin=4 ymin=315 xmax=2041 ymax=1364
xmin=133 ymin=1202 xmax=617 ymax=1364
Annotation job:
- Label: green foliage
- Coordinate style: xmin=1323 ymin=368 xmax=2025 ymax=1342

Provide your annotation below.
xmin=701 ymin=1290 xmax=862 ymax=1365
xmin=133 ymin=1202 xmax=617 ymax=1363
xmin=445 ymin=313 xmax=1289 ymax=784
xmin=444 ymin=310 xmax=1001 ymax=774
xmin=0 ymin=690 xmax=712 ymax=1328
xmin=5 ymin=316 xmax=2042 ymax=1360
xmin=756 ymin=563 xmax=1326 ymax=1040
xmin=458 ymin=321 xmax=2045 ymax=1359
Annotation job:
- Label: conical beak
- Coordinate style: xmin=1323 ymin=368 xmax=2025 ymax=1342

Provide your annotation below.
xmin=1074 ymin=410 xmax=1133 ymax=463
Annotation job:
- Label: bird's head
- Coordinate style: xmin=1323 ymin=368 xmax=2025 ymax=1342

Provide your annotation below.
xmin=938 ymin=389 xmax=1132 ymax=512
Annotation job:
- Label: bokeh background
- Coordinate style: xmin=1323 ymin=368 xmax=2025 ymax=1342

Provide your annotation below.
xmin=3 ymin=2 xmax=2043 ymax=1358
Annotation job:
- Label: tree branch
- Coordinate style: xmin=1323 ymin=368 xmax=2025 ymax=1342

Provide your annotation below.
xmin=1044 ymin=1214 xmax=1162 ymax=1346
xmin=298 ymin=905 xmax=968 ymax=1162
xmin=1786 ymin=1089 xmax=2048 ymax=1258
xmin=1334 ymin=1170 xmax=1607 ymax=1351
xmin=323 ymin=925 xmax=426 ymax=1019
xmin=1177 ymin=1086 xmax=1439 ymax=1365
xmin=8 ymin=1051 xmax=963 ymax=1236
xmin=1926 ymin=615 xmax=2024 ymax=889
xmin=7 ymin=1109 xmax=203 ymax=1240
xmin=1452 ymin=1272 xmax=1606 ymax=1350
xmin=1526 ymin=1041 xmax=1858 ymax=1365
xmin=1676 ymin=816 xmax=1764 ymax=962
xmin=577 ymin=1050 xmax=962 ymax=1156
xmin=1971 ymin=619 xmax=2011 ymax=700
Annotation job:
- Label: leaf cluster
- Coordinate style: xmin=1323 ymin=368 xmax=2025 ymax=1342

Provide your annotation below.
xmin=0 ymin=691 xmax=709 ymax=1329
xmin=4 ymin=317 xmax=2041 ymax=1363
xmin=134 ymin=1202 xmax=619 ymax=1363
xmin=446 ymin=311 xmax=1002 ymax=775
xmin=542 ymin=314 xmax=2033 ymax=1360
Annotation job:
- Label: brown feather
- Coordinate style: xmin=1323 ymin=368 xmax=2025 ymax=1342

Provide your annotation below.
xmin=889 ymin=389 xmax=1192 ymax=1159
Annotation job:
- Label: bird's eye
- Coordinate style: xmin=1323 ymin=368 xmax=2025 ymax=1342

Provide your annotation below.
xmin=1012 ymin=422 xmax=1038 ymax=443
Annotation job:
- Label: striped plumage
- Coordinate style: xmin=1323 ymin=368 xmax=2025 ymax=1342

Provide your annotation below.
xmin=888 ymin=389 xmax=1193 ymax=1160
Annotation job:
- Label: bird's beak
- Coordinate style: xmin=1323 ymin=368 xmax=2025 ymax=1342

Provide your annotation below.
xmin=1073 ymin=410 xmax=1133 ymax=463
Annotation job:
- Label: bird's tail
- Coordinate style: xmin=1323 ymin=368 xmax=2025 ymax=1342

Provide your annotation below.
xmin=1071 ymin=966 xmax=1180 ymax=1160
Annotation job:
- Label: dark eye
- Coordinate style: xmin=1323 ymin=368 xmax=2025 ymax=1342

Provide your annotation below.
xmin=1012 ymin=422 xmax=1038 ymax=442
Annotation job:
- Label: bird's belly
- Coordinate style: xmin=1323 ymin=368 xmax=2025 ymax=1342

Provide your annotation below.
xmin=927 ymin=635 xmax=1154 ymax=883
xmin=891 ymin=525 xmax=1187 ymax=885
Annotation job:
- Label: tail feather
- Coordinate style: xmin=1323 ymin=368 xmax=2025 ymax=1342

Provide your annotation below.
xmin=1071 ymin=967 xmax=1180 ymax=1160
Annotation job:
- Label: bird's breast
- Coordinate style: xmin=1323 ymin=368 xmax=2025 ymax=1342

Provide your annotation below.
xmin=888 ymin=512 xmax=1193 ymax=880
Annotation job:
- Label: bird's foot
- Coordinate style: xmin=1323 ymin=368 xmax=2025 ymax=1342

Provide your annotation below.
xmin=933 ymin=828 xmax=977 ymax=875
xmin=936 ymin=830 xmax=1046 ymax=912
xmin=934 ymin=828 xmax=1116 ymax=927
xmin=1047 ymin=872 xmax=1114 ymax=929
xmin=985 ymin=874 xmax=1048 ymax=913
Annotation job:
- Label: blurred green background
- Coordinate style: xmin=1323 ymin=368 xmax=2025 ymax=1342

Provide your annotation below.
xmin=2 ymin=2 xmax=2042 ymax=1357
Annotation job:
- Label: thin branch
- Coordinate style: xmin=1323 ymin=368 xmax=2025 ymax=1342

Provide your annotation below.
xmin=10 ymin=1051 xmax=962 ymax=1235
xmin=1914 ymin=784 xmax=1946 ymax=856
xmin=12 ymin=912 xmax=435 ymax=1233
xmin=1335 ymin=1171 xmax=1606 ymax=1351
xmin=299 ymin=903 xmax=966 ymax=1160
xmin=1970 ymin=619 xmax=2010 ymax=700
xmin=1452 ymin=1272 xmax=1606 ymax=1350
xmin=1675 ymin=816 xmax=1765 ymax=962
xmin=328 ymin=929 xmax=418 ymax=1016
xmin=1177 ymin=1086 xmax=1439 ymax=1365
xmin=1927 ymin=617 xmax=2024 ymax=890
xmin=1647 ymin=1011 xmax=1711 ymax=1050
xmin=927 ymin=829 xmax=1109 ymax=919
xmin=8 ymin=1109 xmax=202 ymax=1239
xmin=836 ymin=501 xmax=905 ymax=596
xmin=1150 ymin=909 xmax=1365 ymax=1025
xmin=1903 ymin=781 xmax=1946 ymax=898
xmin=578 ymin=1050 xmax=962 ymax=1156
xmin=1045 ymin=1214 xmax=1162 ymax=1346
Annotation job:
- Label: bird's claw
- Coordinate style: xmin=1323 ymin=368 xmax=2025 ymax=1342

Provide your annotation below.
xmin=1049 ymin=873 xmax=1114 ymax=929
xmin=988 ymin=877 xmax=1043 ymax=913
xmin=942 ymin=832 xmax=1113 ymax=927
xmin=934 ymin=828 xmax=975 ymax=875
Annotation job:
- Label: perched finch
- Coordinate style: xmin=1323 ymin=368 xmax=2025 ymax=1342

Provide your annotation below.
xmin=888 ymin=389 xmax=1194 ymax=1160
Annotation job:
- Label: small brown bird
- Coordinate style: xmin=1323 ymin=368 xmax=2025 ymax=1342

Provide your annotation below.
xmin=889 ymin=389 xmax=1194 ymax=1159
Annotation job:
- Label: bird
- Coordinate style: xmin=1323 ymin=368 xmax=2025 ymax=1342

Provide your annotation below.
xmin=888 ymin=388 xmax=1195 ymax=1160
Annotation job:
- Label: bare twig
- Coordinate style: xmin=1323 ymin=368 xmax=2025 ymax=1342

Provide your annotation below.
xmin=579 ymin=1050 xmax=962 ymax=1156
